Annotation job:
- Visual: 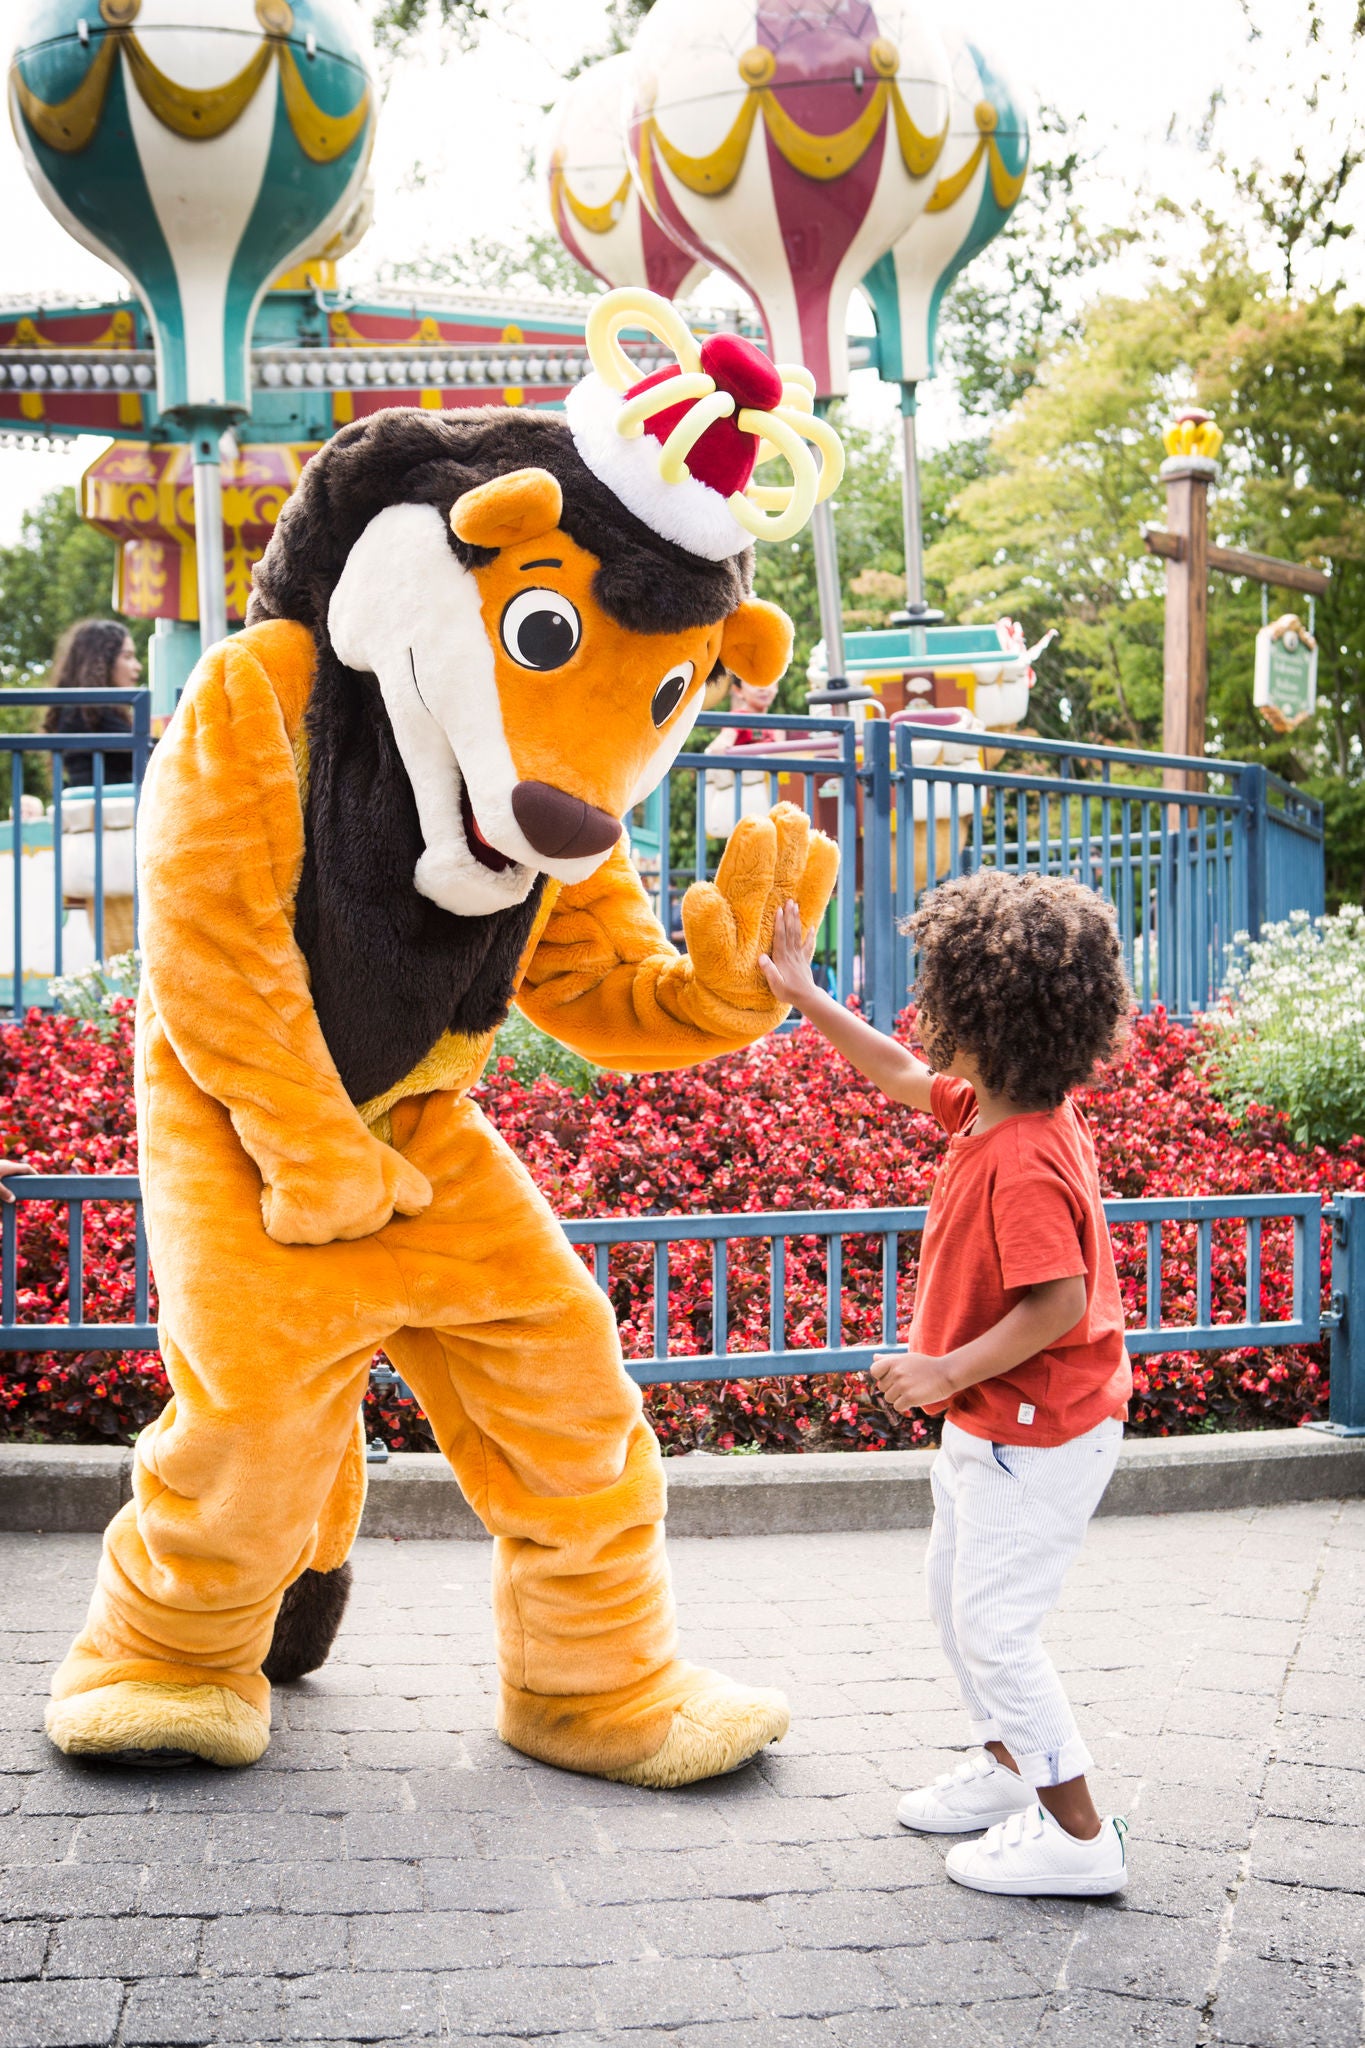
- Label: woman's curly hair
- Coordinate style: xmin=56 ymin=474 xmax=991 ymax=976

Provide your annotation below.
xmin=906 ymin=871 xmax=1131 ymax=1108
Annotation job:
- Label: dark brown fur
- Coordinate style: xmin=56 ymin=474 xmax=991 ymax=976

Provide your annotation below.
xmin=262 ymin=1564 xmax=353 ymax=1684
xmin=246 ymin=408 xmax=752 ymax=1103
xmin=906 ymin=872 xmax=1131 ymax=1109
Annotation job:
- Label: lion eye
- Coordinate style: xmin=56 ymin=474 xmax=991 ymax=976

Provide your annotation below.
xmin=500 ymin=588 xmax=581 ymax=671
xmin=651 ymin=660 xmax=695 ymax=728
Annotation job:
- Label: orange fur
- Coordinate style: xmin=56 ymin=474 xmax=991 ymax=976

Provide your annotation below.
xmin=467 ymin=524 xmax=722 ymax=815
xmin=50 ymin=600 xmax=836 ymax=1784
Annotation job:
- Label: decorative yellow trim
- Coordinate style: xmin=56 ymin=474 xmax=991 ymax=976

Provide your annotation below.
xmin=986 ymin=133 xmax=1028 ymax=210
xmin=12 ymin=308 xmax=132 ymax=351
xmin=639 ymin=65 xmax=947 ymax=198
xmin=552 ymin=162 xmax=634 ymax=238
xmin=13 ymin=25 xmax=368 ymax=163
xmin=271 ymin=258 xmax=339 ymax=291
xmin=761 ymin=77 xmax=890 ymax=180
xmin=889 ymin=79 xmax=947 ymax=180
xmin=276 ymin=40 xmax=370 ymax=164
xmin=1163 ymin=414 xmax=1223 ymax=459
xmin=926 ymin=137 xmax=983 ymax=213
xmin=926 ymin=121 xmax=1028 ymax=215
xmin=645 ymin=87 xmax=762 ymax=194
xmin=123 ymin=30 xmax=272 ymax=140
xmin=10 ymin=34 xmax=118 ymax=153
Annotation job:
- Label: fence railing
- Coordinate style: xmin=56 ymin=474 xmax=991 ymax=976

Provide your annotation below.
xmin=1 ymin=1177 xmax=1359 ymax=1435
xmin=638 ymin=712 xmax=1324 ymax=1029
xmin=0 ymin=699 xmax=1324 ymax=1027
xmin=0 ymin=690 xmax=152 ymax=1011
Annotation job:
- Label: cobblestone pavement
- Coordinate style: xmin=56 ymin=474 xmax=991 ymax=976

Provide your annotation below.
xmin=1 ymin=1500 xmax=1363 ymax=2048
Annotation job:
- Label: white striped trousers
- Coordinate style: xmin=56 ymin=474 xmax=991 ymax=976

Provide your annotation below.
xmin=925 ymin=1414 xmax=1124 ymax=1788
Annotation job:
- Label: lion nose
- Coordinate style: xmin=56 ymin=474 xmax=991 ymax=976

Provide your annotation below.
xmin=511 ymin=781 xmax=622 ymax=861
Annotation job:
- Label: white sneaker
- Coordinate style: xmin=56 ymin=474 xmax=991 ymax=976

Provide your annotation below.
xmin=945 ymin=1804 xmax=1129 ymax=1896
xmin=896 ymin=1752 xmax=1037 ymax=1835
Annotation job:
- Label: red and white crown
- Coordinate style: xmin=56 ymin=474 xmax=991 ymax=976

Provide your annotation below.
xmin=565 ymin=287 xmax=844 ymax=563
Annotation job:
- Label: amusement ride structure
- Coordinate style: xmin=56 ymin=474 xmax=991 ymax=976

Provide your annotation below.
xmin=7 ymin=0 xmax=1037 ymax=725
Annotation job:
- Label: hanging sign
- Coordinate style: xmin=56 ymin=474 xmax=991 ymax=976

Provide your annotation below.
xmin=1254 ymin=614 xmax=1318 ymax=732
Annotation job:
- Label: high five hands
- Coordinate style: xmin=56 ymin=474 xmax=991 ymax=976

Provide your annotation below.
xmin=757 ymin=895 xmax=820 ymax=1009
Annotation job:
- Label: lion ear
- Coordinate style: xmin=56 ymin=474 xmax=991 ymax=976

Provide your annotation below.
xmin=720 ymin=598 xmax=793 ymax=690
xmin=450 ymin=468 xmax=563 ymax=550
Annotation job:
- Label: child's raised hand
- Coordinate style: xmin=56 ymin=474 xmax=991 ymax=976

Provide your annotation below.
xmin=758 ymin=898 xmax=819 ymax=1009
xmin=0 ymin=1160 xmax=34 ymax=1205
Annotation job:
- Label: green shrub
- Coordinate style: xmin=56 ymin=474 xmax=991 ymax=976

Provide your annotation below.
xmin=491 ymin=1007 xmax=597 ymax=1095
xmin=1203 ymin=906 xmax=1365 ymax=1147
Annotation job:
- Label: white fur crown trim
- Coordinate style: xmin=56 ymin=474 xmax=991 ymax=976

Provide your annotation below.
xmin=567 ymin=374 xmax=753 ymax=563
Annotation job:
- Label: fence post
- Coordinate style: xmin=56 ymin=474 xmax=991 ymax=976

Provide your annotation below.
xmin=1320 ymin=1194 xmax=1365 ymax=1436
xmin=863 ymin=716 xmax=894 ymax=1031
xmin=1240 ymin=763 xmax=1267 ymax=943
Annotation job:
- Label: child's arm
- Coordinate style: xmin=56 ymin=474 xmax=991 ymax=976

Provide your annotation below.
xmin=759 ymin=898 xmax=934 ymax=1111
xmin=871 ymin=1274 xmax=1088 ymax=1413
xmin=0 ymin=1161 xmax=33 ymax=1204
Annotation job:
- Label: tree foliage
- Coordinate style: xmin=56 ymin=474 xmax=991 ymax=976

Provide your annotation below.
xmin=0 ymin=489 xmax=134 ymax=692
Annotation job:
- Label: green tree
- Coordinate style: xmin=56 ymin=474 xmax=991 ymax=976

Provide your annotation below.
xmin=925 ymin=254 xmax=1365 ymax=903
xmin=0 ymin=489 xmax=149 ymax=800
xmin=0 ymin=488 xmax=132 ymax=690
xmin=934 ymin=105 xmax=1137 ymax=420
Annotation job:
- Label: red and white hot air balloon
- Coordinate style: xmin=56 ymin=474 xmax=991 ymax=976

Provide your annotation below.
xmin=623 ymin=0 xmax=953 ymax=399
xmin=542 ymin=53 xmax=706 ymax=300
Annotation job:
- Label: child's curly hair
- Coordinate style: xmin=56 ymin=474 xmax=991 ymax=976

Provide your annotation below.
xmin=905 ymin=871 xmax=1130 ymax=1109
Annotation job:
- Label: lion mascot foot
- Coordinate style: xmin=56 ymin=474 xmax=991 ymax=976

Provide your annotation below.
xmin=45 ymin=1681 xmax=270 ymax=1769
xmin=499 ymin=1661 xmax=789 ymax=1789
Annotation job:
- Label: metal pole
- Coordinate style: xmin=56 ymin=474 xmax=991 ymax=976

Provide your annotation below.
xmin=1320 ymin=1194 xmax=1365 ymax=1436
xmin=190 ymin=417 xmax=228 ymax=655
xmin=810 ymin=496 xmax=846 ymax=689
xmin=892 ymin=383 xmax=943 ymax=646
xmin=901 ymin=386 xmax=924 ymax=615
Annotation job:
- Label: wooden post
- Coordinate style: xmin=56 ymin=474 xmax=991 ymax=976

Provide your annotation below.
xmin=1159 ymin=431 xmax=1219 ymax=795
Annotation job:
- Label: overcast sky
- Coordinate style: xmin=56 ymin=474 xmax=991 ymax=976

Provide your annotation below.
xmin=1 ymin=0 xmax=1357 ymax=540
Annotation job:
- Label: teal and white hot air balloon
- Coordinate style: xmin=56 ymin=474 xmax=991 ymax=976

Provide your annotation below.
xmin=9 ymin=0 xmax=376 ymax=645
xmin=861 ymin=25 xmax=1028 ymax=623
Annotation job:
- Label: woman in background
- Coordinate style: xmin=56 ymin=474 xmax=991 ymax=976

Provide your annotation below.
xmin=42 ymin=619 xmax=141 ymax=790
xmin=42 ymin=619 xmax=144 ymax=958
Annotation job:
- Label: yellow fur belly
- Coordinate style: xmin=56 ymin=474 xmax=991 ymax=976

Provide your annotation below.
xmin=357 ymin=1027 xmax=498 ymax=1138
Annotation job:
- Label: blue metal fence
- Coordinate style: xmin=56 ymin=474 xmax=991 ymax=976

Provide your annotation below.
xmin=0 ymin=696 xmax=1323 ymax=1027
xmin=0 ymin=689 xmax=152 ymax=1010
xmin=643 ymin=712 xmax=1324 ymax=1030
xmin=1 ymin=1177 xmax=1359 ymax=1433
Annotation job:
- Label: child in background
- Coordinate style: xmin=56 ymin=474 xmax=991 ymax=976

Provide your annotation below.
xmin=759 ymin=870 xmax=1133 ymax=1898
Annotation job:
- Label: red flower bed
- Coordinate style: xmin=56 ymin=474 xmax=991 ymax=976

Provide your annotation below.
xmin=1 ymin=1004 xmax=1360 ymax=1450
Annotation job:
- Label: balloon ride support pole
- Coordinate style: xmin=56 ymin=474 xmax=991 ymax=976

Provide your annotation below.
xmin=811 ymin=497 xmax=846 ymax=689
xmin=893 ymin=384 xmax=943 ymax=651
xmin=189 ymin=419 xmax=229 ymax=657
xmin=901 ymin=386 xmax=925 ymax=615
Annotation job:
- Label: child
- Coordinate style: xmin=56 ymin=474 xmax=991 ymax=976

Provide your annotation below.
xmin=759 ymin=870 xmax=1132 ymax=1898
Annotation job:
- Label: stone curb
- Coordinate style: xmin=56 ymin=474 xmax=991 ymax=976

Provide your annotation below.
xmin=2 ymin=1428 xmax=1361 ymax=1540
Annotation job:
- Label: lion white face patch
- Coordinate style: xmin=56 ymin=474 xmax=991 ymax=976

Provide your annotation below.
xmin=327 ymin=503 xmax=613 ymax=918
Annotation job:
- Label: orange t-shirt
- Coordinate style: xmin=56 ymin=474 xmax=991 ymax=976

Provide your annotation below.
xmin=911 ymin=1076 xmax=1131 ymax=1448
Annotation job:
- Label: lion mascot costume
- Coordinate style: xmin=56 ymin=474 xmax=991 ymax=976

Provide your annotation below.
xmin=46 ymin=290 xmax=841 ymax=1789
